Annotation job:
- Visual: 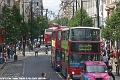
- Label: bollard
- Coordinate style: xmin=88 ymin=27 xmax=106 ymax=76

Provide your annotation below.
xmin=14 ymin=55 xmax=17 ymax=61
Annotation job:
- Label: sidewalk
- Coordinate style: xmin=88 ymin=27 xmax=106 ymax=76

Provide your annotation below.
xmin=0 ymin=51 xmax=34 ymax=70
xmin=0 ymin=45 xmax=45 ymax=70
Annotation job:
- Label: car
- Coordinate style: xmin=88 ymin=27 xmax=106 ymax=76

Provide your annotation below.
xmin=80 ymin=61 xmax=110 ymax=80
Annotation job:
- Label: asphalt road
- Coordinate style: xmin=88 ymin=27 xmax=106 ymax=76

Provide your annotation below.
xmin=0 ymin=46 xmax=65 ymax=80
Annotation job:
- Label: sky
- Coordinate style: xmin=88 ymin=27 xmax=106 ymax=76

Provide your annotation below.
xmin=43 ymin=0 xmax=61 ymax=19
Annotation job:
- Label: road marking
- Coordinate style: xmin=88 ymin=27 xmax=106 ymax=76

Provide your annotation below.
xmin=22 ymin=60 xmax=26 ymax=76
xmin=58 ymin=74 xmax=62 ymax=78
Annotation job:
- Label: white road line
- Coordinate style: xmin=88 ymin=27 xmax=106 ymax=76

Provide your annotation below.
xmin=58 ymin=74 xmax=62 ymax=78
xmin=22 ymin=60 xmax=26 ymax=76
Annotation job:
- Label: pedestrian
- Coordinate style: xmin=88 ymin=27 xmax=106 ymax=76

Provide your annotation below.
xmin=102 ymin=54 xmax=108 ymax=67
xmin=108 ymin=63 xmax=115 ymax=80
xmin=10 ymin=48 xmax=14 ymax=58
xmin=41 ymin=73 xmax=46 ymax=79
xmin=45 ymin=44 xmax=49 ymax=51
xmin=66 ymin=74 xmax=72 ymax=80
xmin=7 ymin=47 xmax=10 ymax=59
xmin=34 ymin=46 xmax=39 ymax=57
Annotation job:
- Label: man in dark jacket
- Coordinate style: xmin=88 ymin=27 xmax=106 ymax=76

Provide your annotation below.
xmin=108 ymin=63 xmax=115 ymax=80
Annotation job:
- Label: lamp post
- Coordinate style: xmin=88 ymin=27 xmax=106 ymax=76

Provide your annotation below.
xmin=80 ymin=0 xmax=89 ymax=26
xmin=81 ymin=0 xmax=83 ymax=26
xmin=96 ymin=0 xmax=100 ymax=28
xmin=22 ymin=0 xmax=25 ymax=56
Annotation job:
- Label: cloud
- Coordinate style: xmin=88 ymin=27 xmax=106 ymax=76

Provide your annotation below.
xmin=43 ymin=0 xmax=61 ymax=15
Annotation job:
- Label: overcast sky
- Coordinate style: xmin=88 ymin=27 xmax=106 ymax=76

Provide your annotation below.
xmin=43 ymin=0 xmax=61 ymax=19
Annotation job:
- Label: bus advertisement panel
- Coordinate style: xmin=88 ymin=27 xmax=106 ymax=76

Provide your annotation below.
xmin=60 ymin=27 xmax=102 ymax=79
xmin=51 ymin=26 xmax=68 ymax=71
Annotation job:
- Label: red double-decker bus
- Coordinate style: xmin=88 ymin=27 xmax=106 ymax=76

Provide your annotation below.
xmin=44 ymin=23 xmax=59 ymax=45
xmin=60 ymin=27 xmax=102 ymax=79
xmin=44 ymin=27 xmax=57 ymax=45
xmin=51 ymin=26 xmax=68 ymax=71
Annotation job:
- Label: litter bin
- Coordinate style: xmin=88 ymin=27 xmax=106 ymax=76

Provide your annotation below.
xmin=0 ymin=57 xmax=4 ymax=64
xmin=14 ymin=55 xmax=17 ymax=61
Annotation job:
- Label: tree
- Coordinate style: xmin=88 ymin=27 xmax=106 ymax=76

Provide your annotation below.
xmin=49 ymin=17 xmax=68 ymax=26
xmin=102 ymin=7 xmax=120 ymax=41
xmin=0 ymin=5 xmax=28 ymax=43
xmin=68 ymin=9 xmax=93 ymax=27
xmin=0 ymin=4 xmax=11 ymax=43
xmin=28 ymin=15 xmax=48 ymax=40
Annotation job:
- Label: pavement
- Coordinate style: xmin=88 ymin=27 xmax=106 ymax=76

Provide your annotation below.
xmin=0 ymin=45 xmax=47 ymax=70
xmin=0 ymin=51 xmax=33 ymax=70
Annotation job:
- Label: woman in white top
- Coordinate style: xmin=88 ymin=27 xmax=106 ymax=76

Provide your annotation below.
xmin=102 ymin=54 xmax=108 ymax=67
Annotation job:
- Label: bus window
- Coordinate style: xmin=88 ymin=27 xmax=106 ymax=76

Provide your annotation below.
xmin=91 ymin=29 xmax=100 ymax=41
xmin=62 ymin=52 xmax=65 ymax=62
xmin=55 ymin=50 xmax=61 ymax=61
xmin=68 ymin=54 xmax=101 ymax=68
xmin=52 ymin=32 xmax=56 ymax=39
xmin=70 ymin=28 xmax=100 ymax=41
xmin=58 ymin=30 xmax=61 ymax=40
xmin=71 ymin=29 xmax=85 ymax=40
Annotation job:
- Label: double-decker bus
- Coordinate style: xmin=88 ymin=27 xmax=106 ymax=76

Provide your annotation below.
xmin=51 ymin=26 xmax=68 ymax=71
xmin=44 ymin=27 xmax=57 ymax=45
xmin=60 ymin=27 xmax=102 ymax=79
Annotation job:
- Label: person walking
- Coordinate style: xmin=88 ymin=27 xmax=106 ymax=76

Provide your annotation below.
xmin=7 ymin=47 xmax=10 ymax=59
xmin=108 ymin=63 xmax=115 ymax=80
xmin=45 ymin=44 xmax=49 ymax=51
xmin=41 ymin=73 xmax=51 ymax=80
xmin=10 ymin=48 xmax=14 ymax=58
xmin=102 ymin=54 xmax=108 ymax=67
xmin=45 ymin=44 xmax=48 ymax=55
xmin=34 ymin=45 xmax=39 ymax=57
xmin=66 ymin=74 xmax=72 ymax=80
xmin=41 ymin=73 xmax=46 ymax=79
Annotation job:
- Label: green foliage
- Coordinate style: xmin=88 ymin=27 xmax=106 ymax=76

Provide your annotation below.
xmin=50 ymin=17 xmax=68 ymax=26
xmin=68 ymin=9 xmax=93 ymax=27
xmin=28 ymin=15 xmax=48 ymax=39
xmin=103 ymin=7 xmax=120 ymax=40
xmin=0 ymin=5 xmax=29 ymax=43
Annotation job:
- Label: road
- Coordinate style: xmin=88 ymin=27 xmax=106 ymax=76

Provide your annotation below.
xmin=0 ymin=46 xmax=65 ymax=80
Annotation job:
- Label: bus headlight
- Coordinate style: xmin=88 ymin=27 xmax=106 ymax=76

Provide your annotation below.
xmin=57 ymin=65 xmax=60 ymax=66
xmin=72 ymin=71 xmax=74 ymax=74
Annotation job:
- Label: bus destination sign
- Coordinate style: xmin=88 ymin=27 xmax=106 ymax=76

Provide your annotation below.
xmin=70 ymin=42 xmax=100 ymax=52
xmin=79 ymin=44 xmax=92 ymax=51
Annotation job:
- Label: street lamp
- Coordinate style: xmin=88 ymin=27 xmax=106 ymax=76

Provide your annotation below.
xmin=96 ymin=0 xmax=100 ymax=28
xmin=80 ymin=0 xmax=89 ymax=26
